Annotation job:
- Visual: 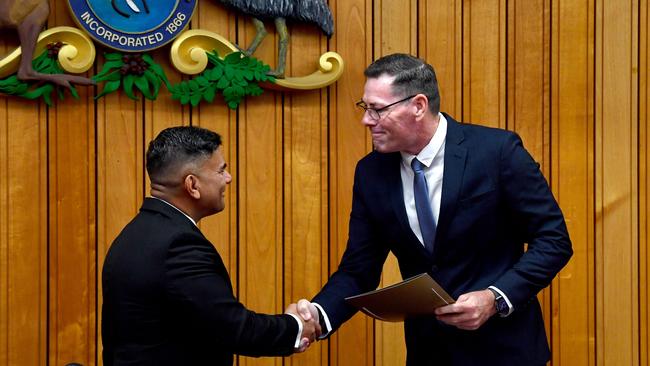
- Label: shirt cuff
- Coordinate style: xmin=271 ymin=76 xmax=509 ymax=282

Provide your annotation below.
xmin=312 ymin=302 xmax=332 ymax=339
xmin=285 ymin=313 xmax=303 ymax=348
xmin=488 ymin=285 xmax=514 ymax=316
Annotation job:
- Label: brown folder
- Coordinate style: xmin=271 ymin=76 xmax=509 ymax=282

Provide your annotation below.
xmin=344 ymin=273 xmax=455 ymax=322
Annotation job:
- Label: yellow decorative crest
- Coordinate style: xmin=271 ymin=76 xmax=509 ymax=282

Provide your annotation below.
xmin=0 ymin=26 xmax=95 ymax=79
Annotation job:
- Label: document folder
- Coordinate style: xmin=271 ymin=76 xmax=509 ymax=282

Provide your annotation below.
xmin=344 ymin=273 xmax=455 ymax=322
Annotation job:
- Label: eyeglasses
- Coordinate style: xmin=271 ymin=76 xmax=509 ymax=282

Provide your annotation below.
xmin=355 ymin=95 xmax=417 ymax=120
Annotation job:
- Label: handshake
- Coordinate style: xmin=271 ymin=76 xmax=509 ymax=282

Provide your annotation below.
xmin=285 ymin=299 xmax=321 ymax=353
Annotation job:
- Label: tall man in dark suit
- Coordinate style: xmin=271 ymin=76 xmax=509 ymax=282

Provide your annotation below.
xmin=298 ymin=53 xmax=573 ymax=365
xmin=102 ymin=126 xmax=320 ymax=366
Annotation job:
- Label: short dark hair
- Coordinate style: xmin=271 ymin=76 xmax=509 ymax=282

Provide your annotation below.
xmin=364 ymin=53 xmax=440 ymax=114
xmin=146 ymin=126 xmax=222 ymax=182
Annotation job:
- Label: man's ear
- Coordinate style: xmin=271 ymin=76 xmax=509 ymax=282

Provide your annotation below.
xmin=413 ymin=94 xmax=428 ymax=119
xmin=184 ymin=174 xmax=201 ymax=199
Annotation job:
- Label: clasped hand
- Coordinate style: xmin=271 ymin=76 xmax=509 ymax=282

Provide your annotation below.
xmin=285 ymin=299 xmax=320 ymax=352
xmin=433 ymin=289 xmax=497 ymax=330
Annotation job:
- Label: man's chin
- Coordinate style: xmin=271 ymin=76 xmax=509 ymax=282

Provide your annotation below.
xmin=372 ymin=143 xmax=396 ymax=153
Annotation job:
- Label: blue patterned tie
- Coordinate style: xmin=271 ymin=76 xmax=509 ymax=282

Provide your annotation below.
xmin=411 ymin=158 xmax=436 ymax=254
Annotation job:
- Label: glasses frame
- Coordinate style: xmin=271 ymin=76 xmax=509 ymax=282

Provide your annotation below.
xmin=355 ymin=94 xmax=417 ymax=120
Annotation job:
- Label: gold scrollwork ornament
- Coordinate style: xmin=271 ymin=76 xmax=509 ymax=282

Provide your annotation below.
xmin=0 ymin=25 xmax=95 ymax=79
xmin=170 ymin=29 xmax=343 ymax=91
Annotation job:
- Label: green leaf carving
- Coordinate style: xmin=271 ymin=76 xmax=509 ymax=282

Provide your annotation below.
xmin=0 ymin=49 xmax=79 ymax=105
xmin=167 ymin=50 xmax=275 ymax=109
xmin=123 ymin=74 xmax=136 ymax=100
xmin=104 ymin=53 xmax=123 ymax=61
xmin=93 ymin=52 xmax=170 ymax=101
xmin=134 ymin=76 xmax=153 ymax=100
xmin=96 ymin=79 xmax=121 ymax=99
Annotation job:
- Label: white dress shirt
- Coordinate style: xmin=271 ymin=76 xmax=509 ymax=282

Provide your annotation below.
xmin=400 ymin=113 xmax=447 ymax=245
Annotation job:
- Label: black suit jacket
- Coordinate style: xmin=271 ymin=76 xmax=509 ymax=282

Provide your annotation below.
xmin=102 ymin=198 xmax=298 ymax=366
xmin=313 ymin=114 xmax=573 ymax=365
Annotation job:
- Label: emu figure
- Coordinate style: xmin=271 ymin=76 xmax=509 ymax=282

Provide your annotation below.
xmin=218 ymin=0 xmax=334 ymax=78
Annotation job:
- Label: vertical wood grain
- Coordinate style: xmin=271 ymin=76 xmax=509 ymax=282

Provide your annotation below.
xmin=327 ymin=0 xmax=374 ymax=365
xmin=47 ymin=82 xmax=97 ymax=366
xmin=551 ymin=0 xmax=596 ymax=364
xmin=282 ymin=19 xmax=329 ymax=366
xmin=641 ymin=1 xmax=649 ymax=364
xmin=463 ymin=0 xmax=506 ymax=127
xmin=96 ymin=88 xmax=145 ymax=366
xmin=508 ymin=0 xmax=553 ymax=346
xmin=236 ymin=15 xmax=284 ymax=366
xmin=507 ymin=0 xmax=548 ymax=158
xmin=0 ymin=72 xmax=5 ymax=366
xmin=47 ymin=3 xmax=97 ymax=365
xmin=0 ymin=97 xmax=48 ymax=366
xmin=3 ymin=0 xmax=650 ymax=365
xmin=145 ymin=55 xmax=189 ymax=133
xmin=596 ymin=0 xmax=639 ymax=364
xmin=419 ymin=0 xmax=462 ymax=118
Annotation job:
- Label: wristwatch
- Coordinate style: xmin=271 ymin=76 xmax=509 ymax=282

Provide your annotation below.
xmin=488 ymin=288 xmax=509 ymax=316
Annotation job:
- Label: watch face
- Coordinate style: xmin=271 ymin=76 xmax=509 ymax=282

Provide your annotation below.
xmin=496 ymin=298 xmax=508 ymax=314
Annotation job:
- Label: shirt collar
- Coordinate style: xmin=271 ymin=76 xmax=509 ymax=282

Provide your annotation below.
xmin=151 ymin=196 xmax=198 ymax=227
xmin=400 ymin=112 xmax=448 ymax=168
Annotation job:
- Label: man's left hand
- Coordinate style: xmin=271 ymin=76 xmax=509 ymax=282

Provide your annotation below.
xmin=434 ymin=289 xmax=497 ymax=330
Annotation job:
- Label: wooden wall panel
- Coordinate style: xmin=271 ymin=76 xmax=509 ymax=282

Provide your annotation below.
xmin=327 ymin=0 xmax=374 ymax=365
xmin=419 ymin=0 xmax=462 ymax=118
xmin=508 ymin=0 xmax=552 ymax=343
xmin=0 ymin=96 xmax=48 ymax=366
xmin=237 ymin=17 xmax=284 ymax=366
xmin=463 ymin=0 xmax=506 ymax=127
xmin=47 ymin=84 xmax=97 ymax=365
xmin=4 ymin=0 xmax=650 ymax=365
xmin=96 ymin=91 xmax=145 ymax=365
xmin=507 ymin=0 xmax=548 ymax=155
xmin=0 ymin=33 xmax=48 ymax=366
xmin=283 ymin=21 xmax=330 ymax=366
xmin=642 ymin=1 xmax=649 ymax=364
xmin=596 ymin=0 xmax=639 ymax=364
xmin=144 ymin=53 xmax=189 ymax=136
xmin=0 ymin=90 xmax=5 ymax=366
xmin=47 ymin=3 xmax=97 ymax=366
xmin=551 ymin=0 xmax=595 ymax=364
xmin=0 ymin=70 xmax=6 ymax=366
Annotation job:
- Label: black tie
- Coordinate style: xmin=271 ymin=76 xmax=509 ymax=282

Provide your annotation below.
xmin=411 ymin=158 xmax=436 ymax=254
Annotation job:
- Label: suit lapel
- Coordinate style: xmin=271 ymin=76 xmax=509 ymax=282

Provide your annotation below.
xmin=387 ymin=153 xmax=413 ymax=237
xmin=436 ymin=115 xmax=467 ymax=250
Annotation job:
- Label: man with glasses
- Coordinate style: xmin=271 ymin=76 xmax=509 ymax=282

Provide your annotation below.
xmin=297 ymin=53 xmax=572 ymax=365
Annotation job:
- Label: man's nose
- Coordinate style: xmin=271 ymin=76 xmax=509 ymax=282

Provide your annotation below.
xmin=361 ymin=112 xmax=376 ymax=127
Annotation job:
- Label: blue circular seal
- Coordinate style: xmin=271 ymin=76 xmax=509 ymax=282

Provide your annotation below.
xmin=68 ymin=0 xmax=196 ymax=52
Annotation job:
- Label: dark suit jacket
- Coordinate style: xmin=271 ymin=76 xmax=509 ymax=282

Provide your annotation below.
xmin=102 ymin=198 xmax=298 ymax=366
xmin=313 ymin=114 xmax=573 ymax=365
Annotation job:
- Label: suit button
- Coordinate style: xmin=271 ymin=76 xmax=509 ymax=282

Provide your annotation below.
xmin=431 ymin=265 xmax=439 ymax=272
